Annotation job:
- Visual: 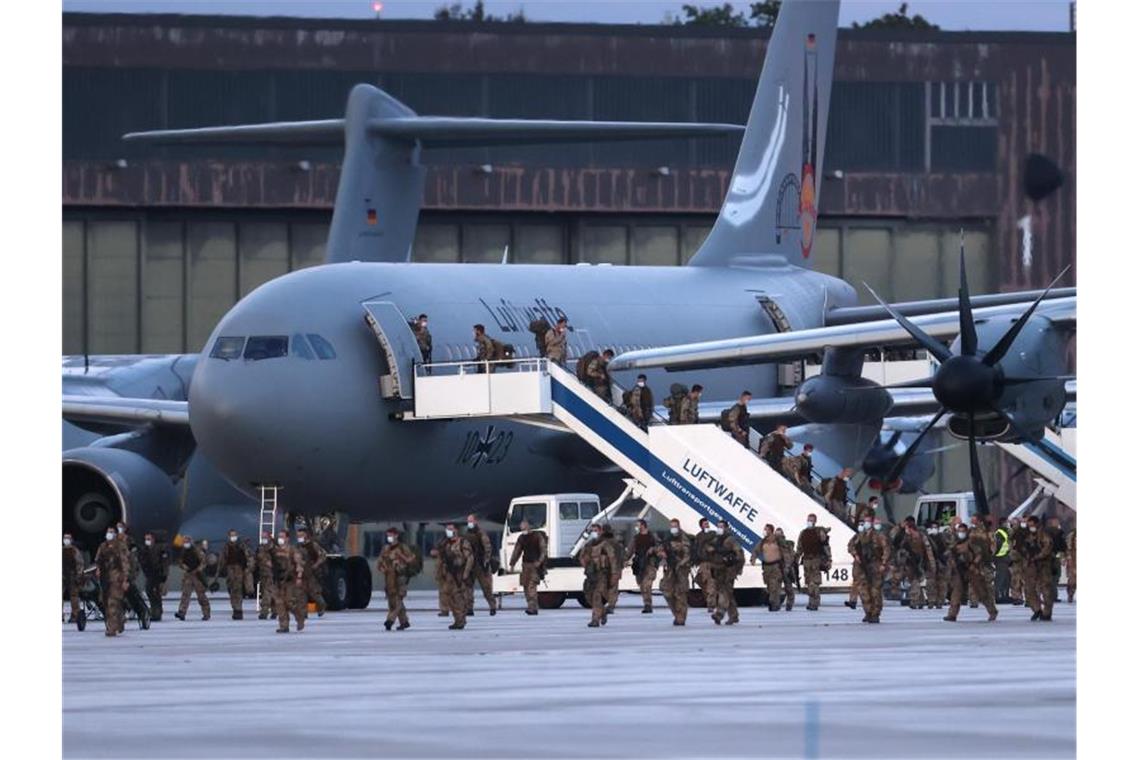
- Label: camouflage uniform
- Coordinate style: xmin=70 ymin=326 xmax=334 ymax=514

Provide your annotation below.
xmin=628 ymin=384 xmax=653 ymax=431
xmin=1065 ymin=529 xmax=1076 ymax=603
xmin=463 ymin=526 xmax=497 ymax=615
xmin=851 ymin=530 xmax=890 ymax=622
xmin=509 ymin=529 xmax=548 ymax=614
xmin=604 ymin=532 xmax=624 ymax=613
xmin=725 ymin=403 xmax=750 ymax=447
xmin=431 ymin=536 xmax=449 ymax=616
xmin=968 ymin=525 xmax=996 ymax=608
xmin=628 ymin=532 xmax=660 ymax=612
xmin=824 ymin=478 xmax=851 ymax=524
xmin=255 ymin=542 xmax=277 ymax=619
xmin=299 ymin=539 xmax=327 ymax=615
xmin=1009 ymin=524 xmax=1027 ymax=605
xmin=896 ymin=528 xmax=936 ymax=608
xmin=177 ymin=544 xmax=212 ymax=620
xmin=585 ymin=354 xmax=611 ymax=401
xmin=783 ymin=452 xmax=813 ymax=491
xmin=758 ymin=430 xmax=791 ymax=472
xmin=544 ymin=328 xmax=567 ymax=366
xmin=440 ymin=535 xmax=474 ymax=629
xmin=579 ymin=535 xmax=619 ymax=627
xmin=63 ymin=544 xmax=85 ymax=621
xmin=222 ymin=539 xmax=250 ymax=619
xmin=925 ymin=529 xmax=949 ymax=609
xmin=95 ymin=537 xmax=127 ymax=636
xmin=944 ymin=532 xmax=998 ymax=621
xmin=693 ymin=530 xmax=717 ymax=611
xmin=271 ymin=542 xmax=307 ymax=632
xmin=413 ymin=322 xmax=432 ymax=364
xmin=138 ymin=543 xmax=170 ymax=621
xmin=474 ymin=332 xmax=495 ymax=368
xmin=677 ymin=394 xmax=700 ymax=425
xmin=709 ymin=532 xmax=744 ymax=624
xmin=657 ymin=532 xmax=692 ymax=625
xmin=1023 ymin=528 xmax=1056 ymax=620
xmin=845 ymin=533 xmax=864 ymax=610
xmin=778 ymin=536 xmax=797 ymax=611
xmin=755 ymin=534 xmax=784 ymax=612
xmin=377 ymin=540 xmax=416 ymax=629
xmin=795 ymin=525 xmax=828 ymax=610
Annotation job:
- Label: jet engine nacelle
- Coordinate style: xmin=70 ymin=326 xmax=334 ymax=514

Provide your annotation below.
xmin=62 ymin=447 xmax=180 ymax=549
xmin=793 ymin=375 xmax=893 ymax=425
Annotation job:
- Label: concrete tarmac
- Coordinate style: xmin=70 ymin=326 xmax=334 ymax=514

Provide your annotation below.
xmin=63 ymin=591 xmax=1075 ymax=759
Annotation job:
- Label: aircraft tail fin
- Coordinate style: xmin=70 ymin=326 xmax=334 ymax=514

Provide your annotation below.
xmin=124 ymin=87 xmax=743 ymax=265
xmin=687 ymin=0 xmax=839 ymax=268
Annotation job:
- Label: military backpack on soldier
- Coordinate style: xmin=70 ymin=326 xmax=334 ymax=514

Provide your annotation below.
xmin=576 ymin=350 xmax=599 ymax=383
xmin=404 ymin=547 xmax=424 ymax=579
xmin=489 ymin=339 xmax=516 ymax=368
xmin=719 ymin=406 xmax=733 ymax=431
xmin=528 ymin=318 xmax=550 ymax=356
xmin=664 ymin=383 xmax=688 ymax=423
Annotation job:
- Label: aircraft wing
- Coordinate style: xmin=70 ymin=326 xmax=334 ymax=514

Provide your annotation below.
xmin=63 ymin=396 xmax=190 ymax=427
xmin=608 ymin=296 xmax=1076 ymax=373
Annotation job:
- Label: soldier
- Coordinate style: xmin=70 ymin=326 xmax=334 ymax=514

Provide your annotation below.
xmin=993 ymin=517 xmax=1013 ymax=603
xmin=63 ymin=533 xmax=84 ymax=624
xmin=377 ymin=527 xmax=416 ymax=631
xmin=430 ymin=533 xmax=450 ymax=617
xmin=473 ymin=324 xmax=496 ymax=373
xmin=678 ymin=384 xmax=703 ymax=425
xmin=851 ymin=517 xmax=890 ymax=623
xmin=585 ymin=349 xmax=614 ymax=402
xmin=627 ymin=519 xmax=660 ymax=613
xmin=603 ymin=524 xmax=624 ymax=614
xmin=413 ymin=313 xmax=432 ymax=364
xmin=656 ymin=519 xmax=691 ymax=625
xmin=783 ymin=443 xmax=815 ymax=492
xmin=710 ymin=519 xmax=744 ymax=625
xmin=175 ymin=536 xmax=211 ymax=621
xmin=843 ymin=523 xmax=863 ymax=611
xmin=627 ymin=374 xmax=654 ymax=431
xmin=824 ymin=469 xmax=854 ymax=524
xmin=94 ymin=527 xmax=128 ymax=636
xmin=943 ymin=522 xmax=999 ymax=622
xmin=924 ymin=524 xmax=949 ymax=609
xmin=750 ymin=524 xmax=784 ymax=612
xmin=759 ymin=424 xmax=792 ymax=473
xmin=254 ymin=531 xmax=277 ymax=620
xmin=271 ymin=530 xmax=307 ymax=633
xmin=297 ymin=529 xmax=327 ymax=617
xmin=1046 ymin=517 xmax=1067 ymax=609
xmin=221 ymin=529 xmax=249 ymax=620
xmin=723 ymin=391 xmax=752 ymax=447
xmin=663 ymin=383 xmax=688 ymax=424
xmin=895 ymin=517 xmax=935 ymax=609
xmin=544 ymin=316 xmax=569 ymax=367
xmin=463 ymin=514 xmax=497 ymax=616
xmin=1065 ymin=526 xmax=1076 ymax=604
xmin=579 ymin=523 xmax=620 ymax=627
xmin=1022 ymin=516 xmax=1055 ymax=621
xmin=1009 ymin=516 xmax=1027 ymax=605
xmin=967 ymin=515 xmax=995 ymax=608
xmin=692 ymin=517 xmax=718 ymax=612
xmin=138 ymin=532 xmax=170 ymax=621
xmin=796 ymin=514 xmax=827 ymax=611
xmin=508 ymin=519 xmax=548 ymax=615
xmin=439 ymin=523 xmax=474 ymax=630
xmin=776 ymin=528 xmax=797 ymax=611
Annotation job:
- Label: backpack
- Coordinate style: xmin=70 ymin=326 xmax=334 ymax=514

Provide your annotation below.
xmin=404 ymin=546 xmax=424 ymax=578
xmin=719 ymin=406 xmax=733 ymax=431
xmin=528 ymin=318 xmax=550 ymax=356
xmin=490 ymin=339 xmax=516 ymax=367
xmin=621 ymin=388 xmax=633 ymax=409
xmin=1051 ymin=530 xmax=1066 ymax=555
xmin=664 ymin=384 xmax=688 ymax=423
xmin=576 ymin=350 xmax=599 ymax=383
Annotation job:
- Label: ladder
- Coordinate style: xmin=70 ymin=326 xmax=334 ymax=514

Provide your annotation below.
xmin=256 ymin=485 xmax=280 ymax=609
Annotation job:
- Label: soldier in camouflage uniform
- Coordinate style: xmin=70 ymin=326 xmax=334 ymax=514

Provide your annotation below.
xmin=710 ymin=520 xmax=744 ymax=625
xmin=1022 ymin=516 xmax=1055 ymax=621
xmin=923 ymin=524 xmax=948 ymax=609
xmin=580 ymin=523 xmax=620 ymax=627
xmin=221 ymin=529 xmax=249 ymax=620
xmin=783 ymin=443 xmax=815 ymax=493
xmin=758 ymin=424 xmax=792 ymax=473
xmin=463 ymin=515 xmax=497 ymax=616
xmin=677 ymin=384 xmax=702 ymax=425
xmin=271 ymin=530 xmax=307 ymax=632
xmin=63 ymin=534 xmax=84 ymax=624
xmin=377 ymin=527 xmax=416 ymax=631
xmin=508 ymin=519 xmax=548 ymax=615
xmin=692 ymin=518 xmax=717 ymax=612
xmin=795 ymin=515 xmax=827 ymax=611
xmin=724 ymin=392 xmax=752 ymax=447
xmin=175 ymin=537 xmax=211 ymax=621
xmin=851 ymin=517 xmax=890 ymax=623
xmin=439 ymin=523 xmax=474 ymax=629
xmin=627 ymin=375 xmax=654 ymax=431
xmin=750 ymin=524 xmax=784 ymax=612
xmin=943 ymin=522 xmax=998 ymax=622
xmin=585 ymin=349 xmax=614 ymax=402
xmin=138 ymin=532 xmax=170 ymax=621
xmin=297 ymin=529 xmax=327 ymax=617
xmin=627 ymin=519 xmax=660 ymax=613
xmin=95 ymin=528 xmax=128 ymax=636
xmin=1065 ymin=526 xmax=1076 ymax=603
xmin=776 ymin=528 xmax=797 ymax=611
xmin=473 ymin=324 xmax=496 ymax=372
xmin=255 ymin=531 xmax=277 ymax=620
xmin=413 ymin=313 xmax=432 ymax=364
xmin=824 ymin=469 xmax=854 ymax=525
xmin=602 ymin=524 xmax=624 ymax=614
xmin=656 ymin=519 xmax=691 ymax=625
xmin=1009 ymin=517 xmax=1027 ymax=605
xmin=544 ymin=317 xmax=569 ymax=367
xmin=895 ymin=517 xmax=936 ymax=609
xmin=844 ymin=527 xmax=863 ymax=611
xmin=430 ymin=534 xmax=450 ymax=617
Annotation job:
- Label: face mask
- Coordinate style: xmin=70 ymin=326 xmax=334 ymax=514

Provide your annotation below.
xmin=874 ymin=524 xmax=883 ymax=532
xmin=145 ymin=539 xmax=153 ymax=547
xmin=716 ymin=527 xmax=725 ymax=536
xmin=63 ymin=538 xmax=72 ymax=547
xmin=446 ymin=529 xmax=455 ymax=539
xmin=229 ymin=535 xmax=238 ymax=543
xmin=637 ymin=381 xmax=645 ymax=387
xmin=1029 ymin=526 xmax=1037 ymax=533
xmin=386 ymin=535 xmax=396 ymax=544
xmin=957 ymin=532 xmax=968 ymax=540
xmin=669 ymin=527 xmax=679 ymax=536
xmin=117 ymin=526 xmax=126 ymax=535
xmin=858 ymin=524 xmax=869 ymax=533
xmin=807 ymin=521 xmax=816 ymax=529
xmin=260 ymin=537 xmax=269 ymax=546
xmin=201 ymin=542 xmax=208 ymax=550
xmin=298 ymin=536 xmax=306 ymax=544
xmin=467 ymin=522 xmax=475 ymax=530
xmin=589 ymin=532 xmax=600 ymax=540
xmin=106 ymin=532 xmax=116 ymax=542
xmin=277 ymin=537 xmax=286 ymax=546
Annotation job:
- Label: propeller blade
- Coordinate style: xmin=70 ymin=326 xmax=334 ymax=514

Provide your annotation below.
xmin=853 ymin=474 xmax=869 ymax=497
xmin=967 ymin=413 xmax=990 ymax=516
xmin=863 ymin=283 xmax=953 ymax=363
xmin=982 ymin=266 xmax=1071 ymax=367
xmin=958 ymin=232 xmax=978 ymax=357
xmin=884 ymin=407 xmax=947 ymax=487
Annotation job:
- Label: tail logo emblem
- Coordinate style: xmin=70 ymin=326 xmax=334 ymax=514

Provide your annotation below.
xmin=800 ymin=32 xmax=820 ymax=259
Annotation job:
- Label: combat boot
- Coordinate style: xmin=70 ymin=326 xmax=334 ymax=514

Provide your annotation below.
xmin=844 ymin=600 xmax=857 ymax=609
xmin=232 ymin=610 xmax=242 ymax=620
xmin=297 ymin=618 xmax=305 ymax=631
xmin=489 ymin=608 xmax=497 ymax=616
xmin=712 ymin=611 xmax=723 ymax=625
xmin=258 ymin=612 xmax=268 ymax=620
xmin=1030 ymin=610 xmax=1042 ymax=621
xmin=437 ymin=610 xmax=449 ymax=617
xmin=1041 ymin=614 xmax=1052 ymax=622
xmin=785 ymin=601 xmax=793 ymax=612
xmin=869 ymin=616 xmax=880 ymax=623
xmin=174 ymin=611 xmax=186 ymax=621
xmin=397 ymin=622 xmax=410 ymax=630
xmin=642 ymin=606 xmax=652 ymax=614
xmin=384 ymin=620 xmax=394 ymax=631
xmin=152 ymin=613 xmax=162 ymax=622
xmin=861 ymin=614 xmax=870 ymax=623
xmin=466 ymin=608 xmax=475 ymax=616
xmin=943 ymin=614 xmax=957 ymax=622
xmin=276 ymin=627 xmax=288 ymax=634
xmin=202 ymin=612 xmax=211 ymax=621
xmin=988 ymin=610 xmax=998 ymax=622
xmin=587 ymin=621 xmax=600 ymax=628
xmin=673 ymin=620 xmax=685 ymax=626
xmin=969 ymin=602 xmax=978 ymax=609
xmin=525 ymin=609 xmax=538 ymax=616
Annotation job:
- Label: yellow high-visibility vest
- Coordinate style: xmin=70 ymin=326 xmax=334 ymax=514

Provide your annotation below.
xmin=995 ymin=527 xmax=1011 ymax=558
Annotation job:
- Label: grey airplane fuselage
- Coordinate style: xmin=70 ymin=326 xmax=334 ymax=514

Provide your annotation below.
xmin=189 ymin=260 xmax=857 ymax=521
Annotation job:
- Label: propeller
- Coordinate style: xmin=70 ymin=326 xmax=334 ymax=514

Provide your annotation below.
xmin=865 ymin=234 xmax=1069 ymax=518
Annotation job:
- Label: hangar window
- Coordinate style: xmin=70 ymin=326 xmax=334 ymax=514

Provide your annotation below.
xmin=291 ymin=334 xmax=315 ymax=361
xmin=306 ymin=334 xmax=337 ymax=360
xmin=243 ymin=336 xmax=288 ymax=361
xmin=210 ymin=336 xmax=245 ymax=360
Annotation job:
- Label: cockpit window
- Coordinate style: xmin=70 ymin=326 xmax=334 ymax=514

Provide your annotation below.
xmin=243 ymin=336 xmax=289 ymax=361
xmin=307 ymin=334 xmax=337 ymax=360
xmin=291 ymin=333 xmax=315 ymax=361
xmin=210 ymin=336 xmax=245 ymax=360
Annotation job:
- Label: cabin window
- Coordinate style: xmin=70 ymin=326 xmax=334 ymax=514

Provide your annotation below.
xmin=508 ymin=502 xmax=548 ymax=531
xmin=243 ymin=336 xmax=288 ymax=360
xmin=559 ymin=502 xmax=579 ymax=520
xmin=210 ymin=336 xmax=245 ymax=360
xmin=306 ymin=333 xmax=337 ymax=360
xmin=291 ymin=334 xmax=315 ymax=360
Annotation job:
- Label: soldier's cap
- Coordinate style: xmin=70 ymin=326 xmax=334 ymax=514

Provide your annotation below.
xmin=692 ymin=384 xmax=704 ymax=393
xmin=418 ymin=313 xmax=428 ymax=320
xmin=637 ymin=373 xmax=647 ymax=381
xmin=386 ymin=527 xmax=399 ymax=535
xmin=718 ymin=519 xmax=729 ymax=526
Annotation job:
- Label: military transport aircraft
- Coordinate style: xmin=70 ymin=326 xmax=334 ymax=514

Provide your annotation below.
xmin=62 ymin=1 xmax=1075 ymax=606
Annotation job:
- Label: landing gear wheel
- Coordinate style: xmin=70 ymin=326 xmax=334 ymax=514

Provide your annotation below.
xmin=573 ymin=593 xmax=591 ymax=609
xmin=537 ymin=592 xmax=566 ymax=609
xmin=345 ymin=556 xmax=373 ymax=609
xmin=323 ymin=557 xmax=349 ymax=612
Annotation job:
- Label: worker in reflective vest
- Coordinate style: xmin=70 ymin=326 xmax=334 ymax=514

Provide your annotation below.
xmin=993 ymin=518 xmax=1013 ymax=604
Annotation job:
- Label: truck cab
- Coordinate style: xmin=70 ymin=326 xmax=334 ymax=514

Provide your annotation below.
xmin=500 ymin=493 xmax=601 ymax=569
xmin=913 ymin=492 xmax=977 ymax=527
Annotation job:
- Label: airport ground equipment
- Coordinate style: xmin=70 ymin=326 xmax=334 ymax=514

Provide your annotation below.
xmin=408 ymin=358 xmax=857 ymax=605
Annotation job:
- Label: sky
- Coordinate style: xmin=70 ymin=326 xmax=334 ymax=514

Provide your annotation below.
xmin=63 ymin=0 xmax=1075 ymax=32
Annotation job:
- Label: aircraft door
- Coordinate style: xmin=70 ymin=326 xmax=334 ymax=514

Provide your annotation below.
xmin=361 ymin=301 xmax=421 ymax=399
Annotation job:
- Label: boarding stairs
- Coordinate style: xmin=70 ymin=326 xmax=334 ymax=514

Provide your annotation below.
xmin=993 ymin=426 xmax=1076 ymax=511
xmin=408 ymin=358 xmax=855 ymax=584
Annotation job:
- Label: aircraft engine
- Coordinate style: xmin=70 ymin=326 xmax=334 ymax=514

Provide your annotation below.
xmin=793 ymin=374 xmax=893 ymax=425
xmin=62 ymin=447 xmax=180 ymax=550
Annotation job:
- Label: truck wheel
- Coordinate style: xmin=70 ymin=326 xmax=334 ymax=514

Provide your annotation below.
xmin=734 ymin=588 xmax=765 ymax=608
xmin=323 ymin=558 xmax=349 ymax=612
xmin=537 ymin=592 xmax=566 ymax=609
xmin=345 ymin=556 xmax=373 ymax=609
xmin=573 ymin=593 xmax=591 ymax=608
